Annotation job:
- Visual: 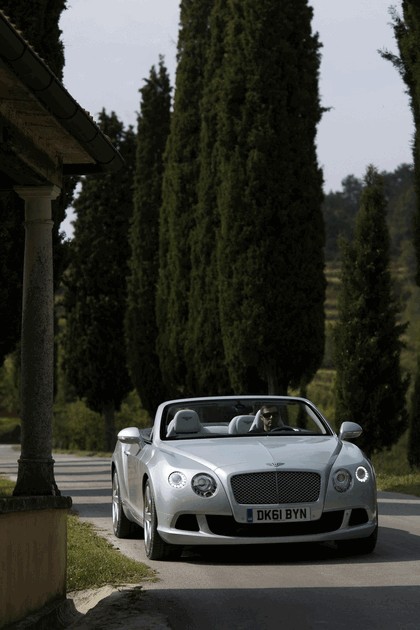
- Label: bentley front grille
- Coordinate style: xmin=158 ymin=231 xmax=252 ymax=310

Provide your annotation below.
xmin=231 ymin=471 xmax=321 ymax=504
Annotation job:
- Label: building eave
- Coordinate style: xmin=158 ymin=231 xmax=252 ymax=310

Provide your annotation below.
xmin=0 ymin=10 xmax=124 ymax=183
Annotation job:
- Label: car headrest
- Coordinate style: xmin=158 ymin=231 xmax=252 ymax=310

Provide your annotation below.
xmin=170 ymin=409 xmax=201 ymax=434
xmin=228 ymin=415 xmax=255 ymax=434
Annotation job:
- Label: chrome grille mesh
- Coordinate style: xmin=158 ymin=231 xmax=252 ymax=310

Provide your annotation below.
xmin=231 ymin=471 xmax=321 ymax=504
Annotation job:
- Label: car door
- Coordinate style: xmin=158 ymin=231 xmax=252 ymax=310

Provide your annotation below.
xmin=125 ymin=430 xmax=151 ymax=519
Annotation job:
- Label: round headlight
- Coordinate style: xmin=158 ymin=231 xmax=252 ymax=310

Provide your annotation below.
xmin=355 ymin=466 xmax=369 ymax=483
xmin=191 ymin=473 xmax=217 ymax=497
xmin=333 ymin=468 xmax=352 ymax=493
xmin=168 ymin=471 xmax=187 ymax=489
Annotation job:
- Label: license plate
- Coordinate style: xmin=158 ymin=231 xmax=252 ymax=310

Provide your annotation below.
xmin=247 ymin=507 xmax=311 ymax=523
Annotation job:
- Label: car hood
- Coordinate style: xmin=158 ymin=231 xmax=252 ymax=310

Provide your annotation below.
xmin=160 ymin=436 xmax=342 ymax=474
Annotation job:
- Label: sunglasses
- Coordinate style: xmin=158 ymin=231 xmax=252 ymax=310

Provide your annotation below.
xmin=262 ymin=411 xmax=278 ymax=419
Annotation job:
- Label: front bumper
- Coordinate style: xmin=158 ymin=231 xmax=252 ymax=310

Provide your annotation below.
xmin=157 ymin=505 xmax=378 ymax=546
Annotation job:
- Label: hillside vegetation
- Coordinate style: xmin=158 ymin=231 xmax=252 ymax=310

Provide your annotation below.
xmin=308 ymin=163 xmax=419 ymax=423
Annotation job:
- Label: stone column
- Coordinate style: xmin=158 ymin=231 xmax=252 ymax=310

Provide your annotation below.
xmin=13 ymin=185 xmax=61 ymax=496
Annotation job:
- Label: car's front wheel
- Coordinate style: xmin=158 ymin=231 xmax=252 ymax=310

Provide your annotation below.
xmin=112 ymin=471 xmax=135 ymax=538
xmin=143 ymin=480 xmax=181 ymax=560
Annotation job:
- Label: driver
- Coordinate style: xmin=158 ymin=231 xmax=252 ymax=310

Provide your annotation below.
xmin=250 ymin=405 xmax=284 ymax=432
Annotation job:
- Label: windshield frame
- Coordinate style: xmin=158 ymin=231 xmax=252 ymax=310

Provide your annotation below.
xmin=159 ymin=396 xmax=333 ymax=441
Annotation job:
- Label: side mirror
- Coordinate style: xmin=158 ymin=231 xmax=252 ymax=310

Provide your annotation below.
xmin=117 ymin=427 xmax=141 ymax=444
xmin=338 ymin=421 xmax=362 ymax=441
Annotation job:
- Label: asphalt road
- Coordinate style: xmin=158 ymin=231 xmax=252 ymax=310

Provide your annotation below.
xmin=2 ymin=445 xmax=420 ymax=629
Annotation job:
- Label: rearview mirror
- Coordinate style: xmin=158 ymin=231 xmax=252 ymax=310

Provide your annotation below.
xmin=117 ymin=427 xmax=141 ymax=444
xmin=338 ymin=421 xmax=362 ymax=441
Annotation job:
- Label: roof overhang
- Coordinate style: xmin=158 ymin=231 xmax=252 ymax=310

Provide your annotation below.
xmin=0 ymin=11 xmax=124 ymax=187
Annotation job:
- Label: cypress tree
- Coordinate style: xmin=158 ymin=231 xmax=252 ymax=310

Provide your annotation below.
xmin=156 ymin=0 xmax=213 ymax=396
xmin=64 ymin=111 xmax=134 ymax=450
xmin=217 ymin=0 xmax=325 ymax=394
xmin=0 ymin=0 xmax=66 ymax=79
xmin=382 ymin=2 xmax=420 ymax=468
xmin=185 ymin=0 xmax=231 ymax=395
xmin=334 ymin=166 xmax=409 ymax=458
xmin=408 ymin=356 xmax=420 ymax=468
xmin=0 ymin=192 xmax=24 ymax=365
xmin=383 ymin=2 xmax=420 ymax=285
xmin=125 ymin=58 xmax=171 ymax=415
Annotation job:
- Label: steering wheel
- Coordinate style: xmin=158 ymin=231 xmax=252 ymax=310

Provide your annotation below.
xmin=270 ymin=426 xmax=295 ymax=433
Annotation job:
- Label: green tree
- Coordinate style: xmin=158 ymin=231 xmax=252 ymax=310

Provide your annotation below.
xmin=64 ymin=111 xmax=134 ymax=450
xmin=0 ymin=192 xmax=24 ymax=365
xmin=408 ymin=356 xmax=420 ymax=468
xmin=382 ymin=4 xmax=420 ymax=467
xmin=384 ymin=3 xmax=420 ymax=285
xmin=323 ymin=175 xmax=362 ymax=261
xmin=125 ymin=58 xmax=171 ymax=415
xmin=334 ymin=166 xmax=409 ymax=458
xmin=323 ymin=165 xmax=415 ymax=263
xmin=185 ymin=0 xmax=231 ymax=395
xmin=216 ymin=0 xmax=325 ymax=394
xmin=156 ymin=0 xmax=213 ymax=396
xmin=0 ymin=0 xmax=66 ymax=79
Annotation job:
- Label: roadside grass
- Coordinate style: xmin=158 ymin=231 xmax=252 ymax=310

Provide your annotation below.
xmin=376 ymin=472 xmax=420 ymax=496
xmin=0 ymin=475 xmax=14 ymax=496
xmin=372 ymin=432 xmax=420 ymax=496
xmin=67 ymin=514 xmax=155 ymax=591
xmin=0 ymin=475 xmax=155 ymax=591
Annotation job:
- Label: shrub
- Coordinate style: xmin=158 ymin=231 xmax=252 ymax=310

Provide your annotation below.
xmin=53 ymin=391 xmax=152 ymax=452
xmin=53 ymin=400 xmax=103 ymax=451
xmin=115 ymin=390 xmax=152 ymax=432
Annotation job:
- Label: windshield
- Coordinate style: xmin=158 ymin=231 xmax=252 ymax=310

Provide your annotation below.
xmin=161 ymin=397 xmax=331 ymax=440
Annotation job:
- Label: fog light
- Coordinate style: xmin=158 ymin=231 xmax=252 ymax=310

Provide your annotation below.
xmin=168 ymin=471 xmax=187 ymax=488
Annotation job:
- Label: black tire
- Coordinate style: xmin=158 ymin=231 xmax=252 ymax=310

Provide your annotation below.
xmin=337 ymin=524 xmax=378 ymax=555
xmin=143 ymin=480 xmax=181 ymax=560
xmin=112 ymin=471 xmax=135 ymax=538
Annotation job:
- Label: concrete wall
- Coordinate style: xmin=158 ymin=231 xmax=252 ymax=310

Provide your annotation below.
xmin=0 ymin=496 xmax=72 ymax=628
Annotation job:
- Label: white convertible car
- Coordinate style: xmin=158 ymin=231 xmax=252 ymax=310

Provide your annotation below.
xmin=111 ymin=396 xmax=378 ymax=560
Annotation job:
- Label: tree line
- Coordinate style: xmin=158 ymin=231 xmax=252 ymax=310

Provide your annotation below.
xmin=65 ymin=0 xmax=326 ymax=450
xmin=0 ymin=0 xmax=419 ymax=465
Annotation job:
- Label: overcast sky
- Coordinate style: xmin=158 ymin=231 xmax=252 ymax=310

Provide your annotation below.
xmin=59 ymin=0 xmax=413 ymax=235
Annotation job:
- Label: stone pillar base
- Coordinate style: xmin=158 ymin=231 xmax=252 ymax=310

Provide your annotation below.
xmin=0 ymin=496 xmax=72 ymax=627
